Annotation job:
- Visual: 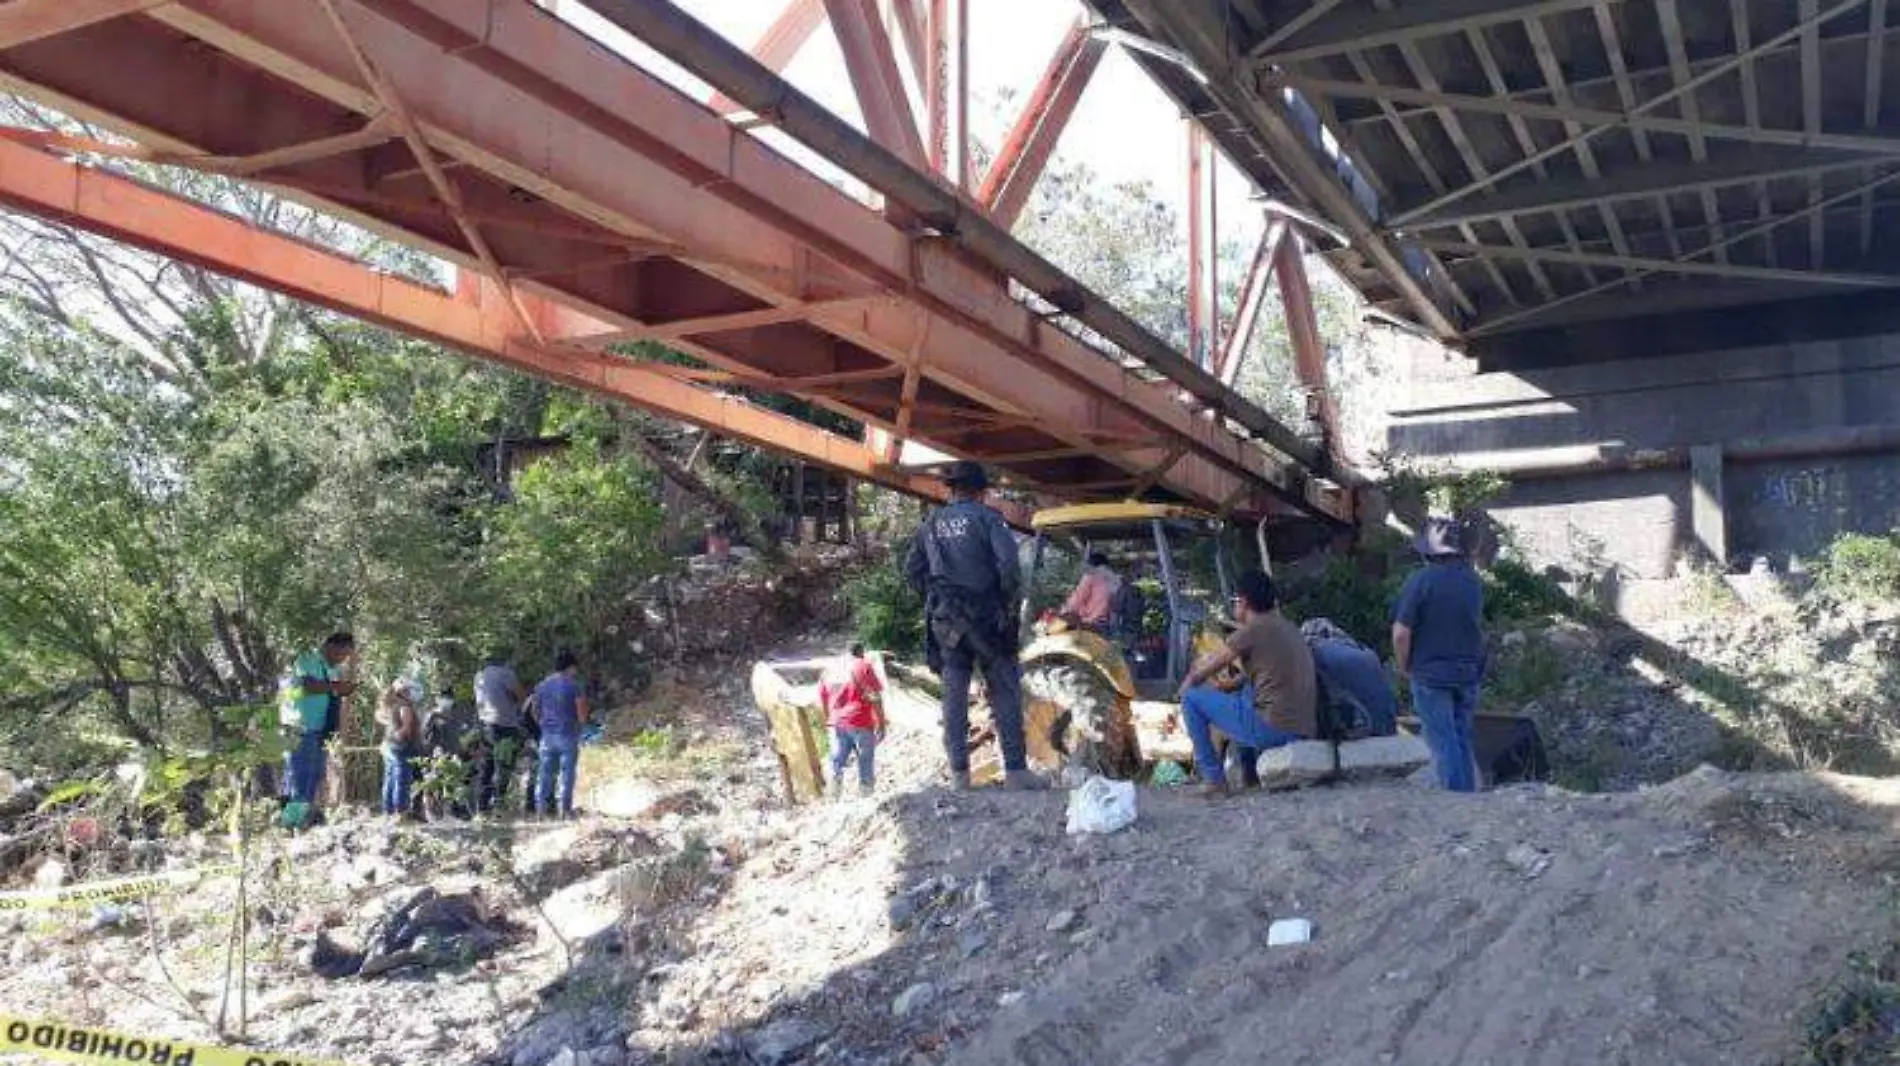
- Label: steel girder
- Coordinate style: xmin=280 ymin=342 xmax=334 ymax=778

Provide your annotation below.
xmin=0 ymin=0 xmax=1349 ymax=525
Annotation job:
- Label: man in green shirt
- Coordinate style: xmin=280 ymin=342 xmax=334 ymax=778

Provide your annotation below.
xmin=279 ymin=632 xmax=357 ymax=824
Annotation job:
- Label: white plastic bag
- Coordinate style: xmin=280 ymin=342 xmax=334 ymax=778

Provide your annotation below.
xmin=1065 ymin=774 xmax=1137 ymax=835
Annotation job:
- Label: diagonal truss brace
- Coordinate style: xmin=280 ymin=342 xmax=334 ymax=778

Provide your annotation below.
xmin=315 ymin=0 xmax=546 ymax=346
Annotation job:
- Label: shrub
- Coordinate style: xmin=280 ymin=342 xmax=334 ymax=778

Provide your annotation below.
xmin=1795 ymin=946 xmax=1900 ymax=1065
xmin=1485 ymin=557 xmax=1576 ymax=627
xmin=1819 ymin=533 xmax=1900 ymax=604
xmin=844 ymin=541 xmax=925 ymax=656
xmin=1281 ymin=555 xmax=1405 ymax=656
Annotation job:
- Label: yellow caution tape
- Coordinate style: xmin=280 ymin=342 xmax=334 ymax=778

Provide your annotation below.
xmin=0 ymin=866 xmax=237 ymax=912
xmin=1 ymin=1014 xmax=355 ymax=1066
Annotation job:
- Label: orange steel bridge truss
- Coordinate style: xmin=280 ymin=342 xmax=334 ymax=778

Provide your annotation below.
xmin=0 ymin=0 xmax=1357 ymax=527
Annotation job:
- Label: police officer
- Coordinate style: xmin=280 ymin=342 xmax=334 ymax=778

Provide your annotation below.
xmin=904 ymin=461 xmax=1046 ymax=791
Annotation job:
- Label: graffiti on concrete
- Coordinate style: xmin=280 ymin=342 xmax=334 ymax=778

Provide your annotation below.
xmin=1760 ymin=468 xmax=1838 ymax=510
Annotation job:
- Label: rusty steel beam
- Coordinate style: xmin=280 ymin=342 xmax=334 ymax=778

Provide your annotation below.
xmin=886 ymin=0 xmax=927 ymax=89
xmin=0 ymin=137 xmax=945 ymax=501
xmin=0 ymin=0 xmax=1348 ymax=521
xmin=975 ymin=17 xmax=1105 ymax=230
xmin=707 ymin=0 xmax=825 ymax=116
xmin=569 ymin=0 xmax=1340 ymax=482
xmin=1186 ymin=120 xmax=1218 ymax=371
xmin=925 ymin=0 xmax=969 ymax=186
xmin=0 ymin=0 xmax=168 ymax=51
xmin=564 ymin=296 xmax=886 ymax=346
xmin=1275 ymin=234 xmax=1341 ymax=463
xmin=1218 ymin=218 xmax=1287 ymax=387
xmin=579 ymin=0 xmax=1337 ymax=479
xmin=823 ymin=0 xmax=926 ymax=169
xmin=315 ymin=0 xmax=548 ymax=346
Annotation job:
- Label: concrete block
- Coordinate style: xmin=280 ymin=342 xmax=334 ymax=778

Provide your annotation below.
xmin=1256 ymin=741 xmax=1336 ymax=791
xmin=1337 ymin=734 xmax=1432 ymax=779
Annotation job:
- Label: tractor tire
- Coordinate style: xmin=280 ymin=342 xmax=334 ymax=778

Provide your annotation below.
xmin=1021 ymin=661 xmax=1141 ymax=780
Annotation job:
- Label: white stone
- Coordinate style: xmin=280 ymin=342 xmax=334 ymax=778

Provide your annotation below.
xmin=1255 ymin=741 xmax=1336 ymax=791
xmin=1267 ymin=918 xmax=1313 ymax=946
xmin=32 ymin=859 xmax=68 ymax=890
xmin=590 ymin=781 xmax=663 ymax=820
xmin=1336 ymin=734 xmax=1433 ymax=779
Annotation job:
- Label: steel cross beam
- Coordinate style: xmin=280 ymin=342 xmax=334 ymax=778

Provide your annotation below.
xmin=0 ymin=137 xmax=946 ymax=502
xmin=1395 ymin=148 xmax=1873 ymax=231
xmin=1267 ymin=74 xmax=1900 ymax=163
xmin=1415 ymin=238 xmax=1900 ymax=289
xmin=1275 ymin=233 xmax=1340 ymax=467
xmin=0 ymin=0 xmax=169 ymax=50
xmin=975 ymin=16 xmax=1105 ymax=230
xmin=823 ymin=0 xmax=926 ymax=169
xmin=315 ymin=0 xmax=547 ymax=346
xmin=577 ymin=0 xmax=1342 ymax=480
xmin=0 ymin=0 xmax=1349 ymax=521
xmin=1186 ymin=120 xmax=1218 ymax=371
xmin=1388 ymin=0 xmax=1872 ymax=228
xmin=1218 ymin=217 xmax=1287 ymax=386
xmin=708 ymin=0 xmax=825 ymax=116
xmin=1251 ymin=0 xmax=1617 ymax=65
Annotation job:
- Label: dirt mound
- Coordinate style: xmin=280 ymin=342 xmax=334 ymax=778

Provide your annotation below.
xmin=615 ymin=682 xmax=1900 ymax=1066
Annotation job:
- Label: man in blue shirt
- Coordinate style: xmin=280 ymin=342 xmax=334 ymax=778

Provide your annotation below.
xmin=904 ymin=461 xmax=1044 ymax=791
xmin=531 ymin=651 xmax=591 ymax=819
xmin=1392 ymin=517 xmax=1487 ymax=791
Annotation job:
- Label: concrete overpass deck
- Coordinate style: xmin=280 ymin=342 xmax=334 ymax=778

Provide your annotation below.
xmin=1096 ymin=0 xmax=1900 ymax=368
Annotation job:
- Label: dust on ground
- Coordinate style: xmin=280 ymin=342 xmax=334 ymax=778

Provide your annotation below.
xmin=5 ymin=633 xmax=1900 ymax=1066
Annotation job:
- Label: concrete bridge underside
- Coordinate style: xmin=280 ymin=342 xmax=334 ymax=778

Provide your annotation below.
xmin=1098 ymin=0 xmax=1900 ymax=571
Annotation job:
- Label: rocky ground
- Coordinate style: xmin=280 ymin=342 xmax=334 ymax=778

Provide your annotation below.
xmin=1483 ymin=589 xmax=1900 ymax=793
xmin=6 ymin=626 xmax=1900 ymax=1066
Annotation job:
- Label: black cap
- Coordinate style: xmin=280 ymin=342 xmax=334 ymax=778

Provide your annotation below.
xmin=942 ymin=460 xmax=989 ymax=490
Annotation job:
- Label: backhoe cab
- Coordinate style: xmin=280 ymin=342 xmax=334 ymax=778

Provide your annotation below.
xmin=1014 ymin=502 xmax=1240 ymax=779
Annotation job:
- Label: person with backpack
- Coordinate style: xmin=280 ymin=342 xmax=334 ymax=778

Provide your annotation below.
xmin=531 ymin=652 xmax=591 ymax=819
xmin=1174 ymin=571 xmax=1317 ymax=797
xmin=278 ymin=632 xmax=358 ymax=826
xmin=1301 ymin=618 xmax=1399 ymax=738
xmin=1393 ymin=517 xmax=1487 ymax=792
xmin=379 ymin=680 xmax=420 ymax=820
xmin=473 ymin=652 xmax=529 ymax=814
xmin=904 ymin=461 xmax=1046 ymax=792
xmin=419 ymin=686 xmax=478 ymax=820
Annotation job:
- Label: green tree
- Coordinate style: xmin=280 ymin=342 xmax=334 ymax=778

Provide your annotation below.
xmin=484 ymin=443 xmax=670 ymax=675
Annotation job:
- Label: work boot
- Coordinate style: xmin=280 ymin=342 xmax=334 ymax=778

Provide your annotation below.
xmin=828 ymin=778 xmax=844 ymax=800
xmin=858 ymin=781 xmax=875 ymax=798
xmin=950 ymin=771 xmax=973 ymax=792
xmin=1003 ymin=769 xmax=1050 ymax=792
xmin=1191 ymin=780 xmax=1232 ymax=800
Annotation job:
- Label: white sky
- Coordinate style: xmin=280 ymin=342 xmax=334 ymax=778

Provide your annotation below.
xmin=557 ymin=0 xmax=1269 ymax=248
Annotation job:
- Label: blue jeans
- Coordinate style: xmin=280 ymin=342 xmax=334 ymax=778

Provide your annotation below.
xmin=831 ymin=727 xmax=878 ymax=787
xmin=381 ymin=745 xmax=414 ymax=815
xmin=1181 ymin=684 xmax=1302 ymax=785
xmin=1411 ymin=680 xmax=1481 ymax=792
xmin=535 ymin=732 xmax=581 ymax=816
xmin=283 ymin=731 xmax=327 ymax=804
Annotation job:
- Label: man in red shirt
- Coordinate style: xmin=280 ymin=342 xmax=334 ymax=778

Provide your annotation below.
xmin=819 ymin=643 xmax=886 ymax=797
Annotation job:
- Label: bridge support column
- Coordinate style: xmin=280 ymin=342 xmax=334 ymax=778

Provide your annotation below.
xmin=1690 ymin=444 xmax=1728 ymax=570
